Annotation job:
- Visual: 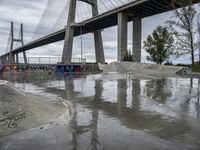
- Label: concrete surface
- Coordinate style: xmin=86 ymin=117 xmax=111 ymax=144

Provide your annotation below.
xmin=100 ymin=62 xmax=182 ymax=79
xmin=0 ymin=80 xmax=70 ymax=137
xmin=0 ymin=73 xmax=200 ymax=150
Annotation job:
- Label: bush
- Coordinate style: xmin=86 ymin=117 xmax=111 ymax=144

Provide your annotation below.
xmin=164 ymin=62 xmax=173 ymax=65
xmin=175 ymin=63 xmax=200 ymax=72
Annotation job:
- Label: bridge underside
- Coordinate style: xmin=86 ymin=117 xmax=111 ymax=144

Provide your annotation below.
xmin=1 ymin=0 xmax=200 ymax=58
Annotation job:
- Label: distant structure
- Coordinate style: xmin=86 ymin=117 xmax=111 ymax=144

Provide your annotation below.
xmin=1 ymin=22 xmax=27 ymax=64
xmin=62 ymin=0 xmax=105 ymax=64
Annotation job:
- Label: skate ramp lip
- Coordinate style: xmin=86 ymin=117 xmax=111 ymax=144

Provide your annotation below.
xmin=0 ymin=80 xmax=8 ymax=86
xmin=0 ymin=82 xmax=70 ymax=137
xmin=100 ymin=62 xmax=183 ymax=78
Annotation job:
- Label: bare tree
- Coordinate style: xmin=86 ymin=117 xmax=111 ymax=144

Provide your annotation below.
xmin=167 ymin=0 xmax=199 ymax=70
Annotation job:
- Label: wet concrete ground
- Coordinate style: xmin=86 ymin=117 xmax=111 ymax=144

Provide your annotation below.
xmin=0 ymin=73 xmax=200 ymax=150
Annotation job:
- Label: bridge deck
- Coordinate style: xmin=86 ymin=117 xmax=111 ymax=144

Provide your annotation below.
xmin=1 ymin=0 xmax=200 ymax=57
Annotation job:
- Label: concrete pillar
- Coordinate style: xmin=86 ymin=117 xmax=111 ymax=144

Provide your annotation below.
xmin=9 ymin=22 xmax=14 ymax=64
xmin=21 ymin=23 xmax=27 ymax=64
xmin=92 ymin=0 xmax=105 ymax=64
xmin=3 ymin=56 xmax=7 ymax=64
xmin=62 ymin=0 xmax=77 ymax=64
xmin=5 ymin=56 xmax=8 ymax=64
xmin=23 ymin=52 xmax=27 ymax=64
xmin=117 ymin=12 xmax=128 ymax=62
xmin=8 ymin=53 xmax=15 ymax=64
xmin=4 ymin=56 xmax=7 ymax=64
xmin=0 ymin=57 xmax=2 ymax=64
xmin=94 ymin=30 xmax=105 ymax=64
xmin=16 ymin=54 xmax=19 ymax=63
xmin=132 ymin=18 xmax=142 ymax=62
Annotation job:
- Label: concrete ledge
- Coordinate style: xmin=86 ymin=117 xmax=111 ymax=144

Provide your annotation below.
xmin=100 ymin=62 xmax=183 ymax=78
xmin=0 ymin=80 xmax=8 ymax=86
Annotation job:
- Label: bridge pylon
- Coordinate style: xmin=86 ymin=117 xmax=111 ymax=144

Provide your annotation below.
xmin=117 ymin=13 xmax=142 ymax=62
xmin=92 ymin=0 xmax=105 ymax=64
xmin=62 ymin=0 xmax=105 ymax=64
xmin=8 ymin=22 xmax=27 ymax=64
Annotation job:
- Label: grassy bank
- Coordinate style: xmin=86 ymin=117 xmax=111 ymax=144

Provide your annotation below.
xmin=176 ymin=64 xmax=200 ymax=72
xmin=164 ymin=61 xmax=200 ymax=72
xmin=174 ymin=64 xmax=200 ymax=72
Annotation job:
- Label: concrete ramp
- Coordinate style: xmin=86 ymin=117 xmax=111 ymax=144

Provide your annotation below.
xmin=0 ymin=81 xmax=70 ymax=137
xmin=100 ymin=62 xmax=182 ymax=78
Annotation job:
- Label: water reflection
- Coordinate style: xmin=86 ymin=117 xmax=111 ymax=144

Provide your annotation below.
xmin=144 ymin=79 xmax=171 ymax=103
xmin=1 ymin=74 xmax=200 ymax=149
xmin=70 ymin=96 xmax=99 ymax=149
xmin=117 ymin=79 xmax=127 ymax=112
xmin=131 ymin=79 xmax=141 ymax=109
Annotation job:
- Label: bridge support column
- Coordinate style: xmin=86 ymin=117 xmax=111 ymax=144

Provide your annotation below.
xmin=0 ymin=57 xmax=2 ymax=64
xmin=8 ymin=22 xmax=14 ymax=64
xmin=23 ymin=52 xmax=27 ymax=64
xmin=117 ymin=12 xmax=128 ymax=62
xmin=62 ymin=0 xmax=76 ymax=64
xmin=94 ymin=31 xmax=105 ymax=63
xmin=16 ymin=54 xmax=19 ymax=63
xmin=3 ymin=57 xmax=6 ymax=64
xmin=92 ymin=0 xmax=105 ymax=64
xmin=1 ymin=57 xmax=5 ymax=64
xmin=3 ymin=56 xmax=7 ymax=64
xmin=21 ymin=23 xmax=27 ymax=64
xmin=132 ymin=17 xmax=142 ymax=62
xmin=8 ymin=53 xmax=15 ymax=64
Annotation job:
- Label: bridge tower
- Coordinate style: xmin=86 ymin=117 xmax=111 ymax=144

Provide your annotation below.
xmin=62 ymin=0 xmax=105 ymax=64
xmin=8 ymin=22 xmax=27 ymax=64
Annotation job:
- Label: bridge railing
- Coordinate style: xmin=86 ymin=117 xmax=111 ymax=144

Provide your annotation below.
xmin=16 ymin=57 xmax=86 ymax=65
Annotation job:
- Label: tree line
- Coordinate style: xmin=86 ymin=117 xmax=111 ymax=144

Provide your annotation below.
xmin=143 ymin=0 xmax=200 ymax=71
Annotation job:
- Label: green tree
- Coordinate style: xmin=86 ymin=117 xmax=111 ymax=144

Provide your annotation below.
xmin=143 ymin=26 xmax=175 ymax=64
xmin=123 ymin=49 xmax=133 ymax=61
xmin=167 ymin=0 xmax=198 ymax=70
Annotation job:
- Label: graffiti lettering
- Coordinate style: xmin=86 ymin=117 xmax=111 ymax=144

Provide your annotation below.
xmin=0 ymin=110 xmax=33 ymax=128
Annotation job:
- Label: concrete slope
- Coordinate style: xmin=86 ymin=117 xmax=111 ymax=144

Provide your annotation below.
xmin=0 ymin=81 xmax=70 ymax=137
xmin=100 ymin=62 xmax=182 ymax=78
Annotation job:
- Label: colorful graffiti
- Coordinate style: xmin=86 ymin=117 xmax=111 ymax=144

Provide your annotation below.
xmin=0 ymin=64 xmax=84 ymax=76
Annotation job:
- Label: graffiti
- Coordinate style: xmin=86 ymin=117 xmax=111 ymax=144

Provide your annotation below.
xmin=0 ymin=110 xmax=33 ymax=128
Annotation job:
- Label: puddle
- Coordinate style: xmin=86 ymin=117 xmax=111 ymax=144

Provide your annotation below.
xmin=0 ymin=74 xmax=200 ymax=150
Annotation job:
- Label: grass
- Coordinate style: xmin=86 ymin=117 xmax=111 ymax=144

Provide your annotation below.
xmin=192 ymin=65 xmax=200 ymax=72
xmin=176 ymin=63 xmax=200 ymax=73
xmin=164 ymin=61 xmax=200 ymax=72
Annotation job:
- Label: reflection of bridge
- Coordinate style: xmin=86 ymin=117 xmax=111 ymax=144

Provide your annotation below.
xmin=1 ymin=0 xmax=200 ymax=64
xmin=9 ymin=76 xmax=200 ymax=148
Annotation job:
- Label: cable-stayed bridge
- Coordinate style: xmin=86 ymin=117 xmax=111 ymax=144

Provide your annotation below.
xmin=1 ymin=0 xmax=200 ymax=64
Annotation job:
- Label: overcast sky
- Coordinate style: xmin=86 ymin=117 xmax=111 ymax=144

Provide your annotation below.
xmin=0 ymin=0 xmax=199 ymax=64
